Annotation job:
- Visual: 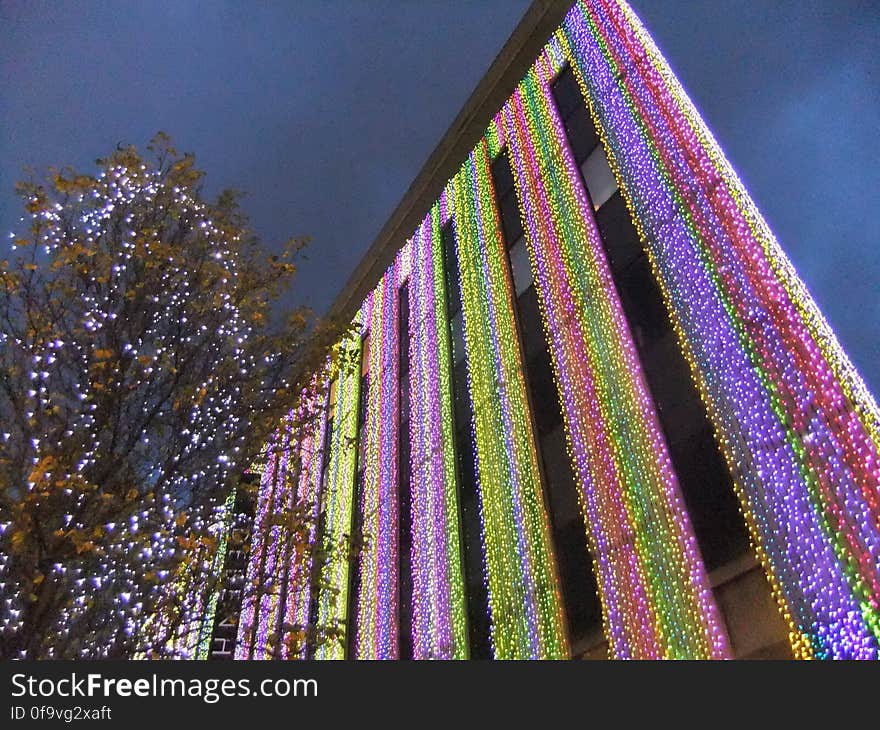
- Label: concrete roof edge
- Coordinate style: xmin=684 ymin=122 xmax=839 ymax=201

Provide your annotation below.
xmin=325 ymin=0 xmax=573 ymax=326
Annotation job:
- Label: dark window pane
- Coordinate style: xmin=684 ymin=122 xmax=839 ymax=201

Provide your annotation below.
xmin=347 ymin=339 xmax=371 ymax=659
xmin=668 ymin=426 xmax=749 ymax=570
xmin=452 ymin=360 xmax=472 ymax=430
xmin=551 ymin=65 xmax=584 ymax=122
xmin=617 ymin=254 xmax=670 ymax=348
xmin=540 ymin=426 xmax=580 ymax=525
xmin=442 ymin=225 xmax=462 ymax=317
xmin=580 ymin=144 xmax=618 ymax=210
xmin=399 ymin=284 xmax=410 ymax=375
xmin=641 ymin=332 xmax=703 ymax=442
xmin=346 ymin=467 xmax=365 ymax=659
xmin=565 ymin=108 xmax=600 ymax=166
xmin=456 ymin=428 xmax=478 ymax=502
xmin=451 ymin=311 xmax=466 ymax=365
xmin=552 ymin=67 xmax=600 ymax=166
xmin=490 ymin=152 xmax=516 ymax=199
xmin=555 ymin=517 xmax=602 ymax=640
xmin=525 ymin=349 xmax=563 ymax=437
xmin=516 ymin=286 xmax=545 ymax=363
xmin=398 ymin=281 xmax=413 ymax=659
xmin=320 ymin=416 xmax=334 ymax=475
xmin=595 ymin=192 xmax=642 ymax=274
xmin=358 ymin=373 xmax=369 ymax=427
xmin=499 ymin=190 xmax=524 ymax=245
xmin=453 ymin=425 xmax=491 ymax=658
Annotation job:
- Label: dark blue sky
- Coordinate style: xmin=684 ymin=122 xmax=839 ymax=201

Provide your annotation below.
xmin=2 ymin=1 xmax=878 ymax=394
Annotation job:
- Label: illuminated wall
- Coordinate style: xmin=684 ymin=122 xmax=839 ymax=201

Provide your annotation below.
xmin=234 ymin=432 xmax=280 ymax=659
xmin=238 ymin=0 xmax=880 ymax=660
xmin=353 ymin=267 xmax=402 ymax=658
xmin=235 ymin=388 xmax=329 ymax=660
xmin=559 ymin=0 xmax=880 ymax=659
xmin=138 ymin=492 xmax=234 ymax=660
xmin=408 ymin=209 xmax=470 ymax=659
xmin=283 ymin=388 xmax=330 ymax=659
xmin=495 ymin=43 xmax=728 ymax=659
xmin=312 ymin=335 xmax=362 ymax=660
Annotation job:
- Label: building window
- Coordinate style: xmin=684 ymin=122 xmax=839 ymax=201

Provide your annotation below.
xmin=442 ymin=229 xmax=462 ymax=319
xmin=441 ymin=221 xmax=492 ymax=659
xmin=580 ymin=144 xmax=617 ymax=210
xmin=490 ymin=149 xmax=603 ymax=652
xmin=552 ymin=64 xmax=618 ymax=210
xmin=552 ymin=64 xmax=599 ymax=167
xmin=397 ymin=283 xmax=414 ymax=659
xmin=508 ymin=235 xmax=533 ymax=296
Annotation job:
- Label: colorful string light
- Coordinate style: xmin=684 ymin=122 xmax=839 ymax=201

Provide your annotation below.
xmin=234 ymin=384 xmax=331 ymax=660
xmin=234 ymin=444 xmax=278 ymax=659
xmin=497 ymin=47 xmax=729 ymax=659
xmin=559 ymin=0 xmax=880 ymax=658
xmin=235 ymin=0 xmax=879 ymax=660
xmin=313 ymin=333 xmax=363 ymax=660
xmin=449 ymin=144 xmax=569 ymax=659
xmin=281 ymin=385 xmax=330 ymax=659
xmin=407 ymin=209 xmax=470 ymax=659
xmin=352 ymin=268 xmax=400 ymax=658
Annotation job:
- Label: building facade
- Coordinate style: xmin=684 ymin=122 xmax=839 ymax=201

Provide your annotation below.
xmin=233 ymin=0 xmax=880 ymax=660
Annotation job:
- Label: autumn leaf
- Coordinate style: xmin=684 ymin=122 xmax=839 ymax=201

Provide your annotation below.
xmin=75 ymin=540 xmax=96 ymax=554
xmin=10 ymin=530 xmax=29 ymax=552
xmin=27 ymin=456 xmax=57 ymax=485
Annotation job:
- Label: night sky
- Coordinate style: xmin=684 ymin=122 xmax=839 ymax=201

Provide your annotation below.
xmin=2 ymin=1 xmax=878 ymax=393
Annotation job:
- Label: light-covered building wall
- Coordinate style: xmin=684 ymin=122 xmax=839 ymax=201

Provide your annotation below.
xmin=235 ymin=0 xmax=880 ymax=660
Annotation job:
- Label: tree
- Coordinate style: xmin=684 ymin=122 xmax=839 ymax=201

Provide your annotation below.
xmin=0 ymin=133 xmax=342 ymax=658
